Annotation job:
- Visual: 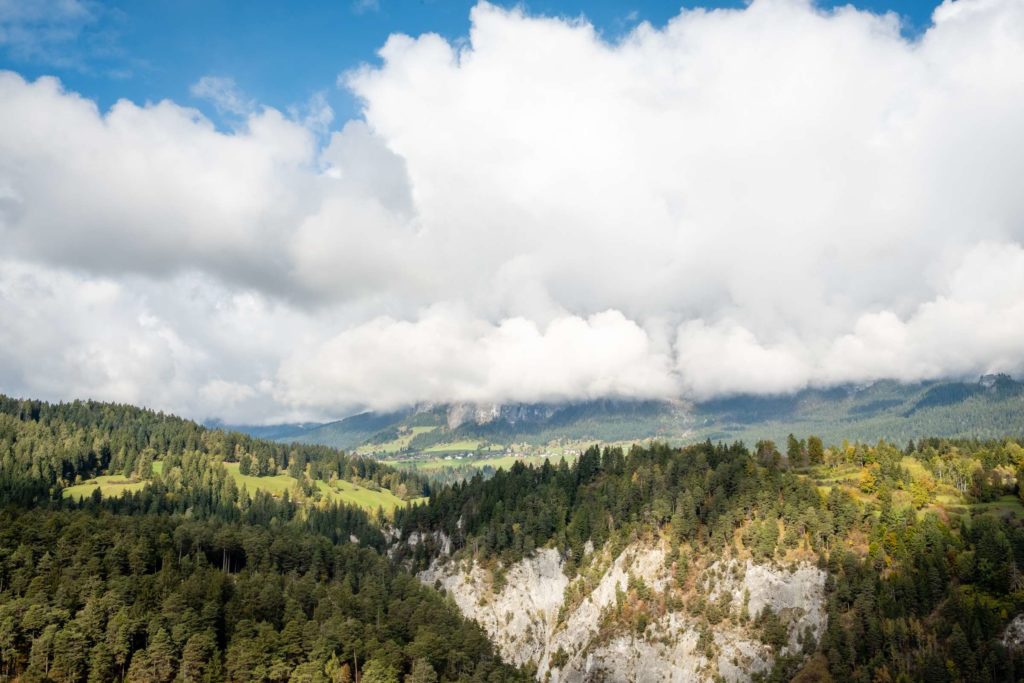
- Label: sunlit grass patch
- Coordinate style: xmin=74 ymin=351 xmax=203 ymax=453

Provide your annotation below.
xmin=222 ymin=461 xmax=424 ymax=515
xmin=356 ymin=426 xmax=438 ymax=455
xmin=223 ymin=462 xmax=296 ymax=496
xmin=63 ymin=475 xmax=147 ymax=501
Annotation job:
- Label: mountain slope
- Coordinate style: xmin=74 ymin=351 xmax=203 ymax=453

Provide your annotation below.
xmin=392 ymin=439 xmax=1024 ymax=681
xmin=0 ymin=395 xmax=525 ymax=682
xmin=5 ymin=394 xmax=1024 ymax=681
xmin=237 ymin=375 xmax=1024 ymax=460
xmin=0 ymin=393 xmax=428 ymax=515
xmin=285 ymin=409 xmax=414 ymax=450
xmin=692 ymin=374 xmax=1024 ymax=445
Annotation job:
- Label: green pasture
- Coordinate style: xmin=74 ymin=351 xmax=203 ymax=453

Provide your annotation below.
xmin=356 ymin=426 xmax=437 ymax=455
xmin=222 ymin=462 xmax=422 ymax=514
xmin=63 ymin=475 xmax=147 ymax=501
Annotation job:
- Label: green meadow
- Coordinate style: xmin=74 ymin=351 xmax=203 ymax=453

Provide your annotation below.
xmin=222 ymin=462 xmax=423 ymax=514
xmin=62 ymin=475 xmax=147 ymax=501
xmin=422 ymin=439 xmax=501 ymax=453
xmin=385 ymin=452 xmax=576 ymax=473
xmin=356 ymin=426 xmax=438 ymax=455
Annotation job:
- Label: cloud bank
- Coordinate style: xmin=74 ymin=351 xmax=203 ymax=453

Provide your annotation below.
xmin=1 ymin=0 xmax=1024 ymax=421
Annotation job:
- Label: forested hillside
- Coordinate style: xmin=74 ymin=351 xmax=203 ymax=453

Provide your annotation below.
xmin=5 ymin=394 xmax=1024 ymax=681
xmin=394 ymin=438 xmax=1024 ymax=681
xmin=0 ymin=396 xmax=522 ymax=682
xmin=0 ymin=510 xmax=521 ymax=683
xmin=0 ymin=395 xmax=430 ymax=511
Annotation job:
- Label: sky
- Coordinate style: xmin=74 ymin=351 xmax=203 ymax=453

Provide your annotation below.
xmin=1 ymin=0 xmax=937 ymax=124
xmin=1 ymin=0 xmax=1023 ymax=423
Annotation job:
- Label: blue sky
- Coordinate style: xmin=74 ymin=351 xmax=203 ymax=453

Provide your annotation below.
xmin=2 ymin=0 xmax=941 ymax=127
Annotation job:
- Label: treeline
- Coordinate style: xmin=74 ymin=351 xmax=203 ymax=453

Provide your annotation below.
xmin=0 ymin=508 xmax=523 ymax=682
xmin=0 ymin=395 xmax=430 ymax=506
xmin=395 ymin=438 xmax=1024 ymax=682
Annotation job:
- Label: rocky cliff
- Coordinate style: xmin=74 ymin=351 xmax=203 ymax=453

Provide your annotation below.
xmin=419 ymin=539 xmax=827 ymax=682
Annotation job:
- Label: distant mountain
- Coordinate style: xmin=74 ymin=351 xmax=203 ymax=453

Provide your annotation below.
xmin=290 ymin=409 xmax=413 ymax=449
xmin=223 ymin=409 xmax=413 ymax=450
xmin=692 ymin=373 xmax=1024 ymax=445
xmin=205 ymin=420 xmax=324 ymax=442
xmin=228 ymin=375 xmax=1024 ymax=455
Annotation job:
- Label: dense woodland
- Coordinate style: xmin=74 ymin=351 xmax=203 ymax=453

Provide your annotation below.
xmin=0 ymin=397 xmax=520 ymax=682
xmin=4 ymin=394 xmax=1024 ymax=682
xmin=0 ymin=509 xmax=521 ymax=683
xmin=0 ymin=396 xmax=430 ymax=507
xmin=396 ymin=437 xmax=1024 ymax=682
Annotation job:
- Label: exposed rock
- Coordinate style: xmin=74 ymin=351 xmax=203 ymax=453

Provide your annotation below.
xmin=1003 ymin=613 xmax=1024 ymax=649
xmin=419 ymin=541 xmax=827 ymax=682
xmin=445 ymin=402 xmax=563 ymax=430
xmin=706 ymin=560 xmax=827 ymax=652
xmin=386 ymin=527 xmax=452 ymax=560
xmin=420 ymin=548 xmax=567 ymax=667
xmin=441 ymin=399 xmax=681 ymax=431
xmin=567 ymin=623 xmax=704 ymax=683
xmin=406 ymin=529 xmax=453 ymax=556
xmin=446 ymin=403 xmax=497 ymax=430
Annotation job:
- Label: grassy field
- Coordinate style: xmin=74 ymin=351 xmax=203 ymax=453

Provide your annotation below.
xmin=322 ymin=479 xmax=426 ymax=513
xmin=63 ymin=475 xmax=147 ymax=501
xmin=356 ymin=426 xmax=437 ymax=455
xmin=385 ymin=452 xmax=574 ymax=472
xmin=222 ymin=462 xmax=422 ymax=515
xmin=223 ymin=462 xmax=296 ymax=496
xmin=64 ymin=460 xmax=423 ymax=517
xmin=423 ymin=439 xmax=500 ymax=453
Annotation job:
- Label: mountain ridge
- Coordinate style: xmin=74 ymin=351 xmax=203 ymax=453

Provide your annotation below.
xmin=226 ymin=375 xmax=1024 ymax=457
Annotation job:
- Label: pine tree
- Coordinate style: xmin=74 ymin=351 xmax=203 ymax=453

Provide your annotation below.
xmin=405 ymin=658 xmax=438 ymax=683
xmin=361 ymin=659 xmax=399 ymax=683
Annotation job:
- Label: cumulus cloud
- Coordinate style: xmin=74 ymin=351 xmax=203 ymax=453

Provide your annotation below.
xmin=2 ymin=0 xmax=1024 ymax=420
xmin=276 ymin=309 xmax=678 ymax=411
xmin=0 ymin=260 xmax=334 ymax=422
xmin=0 ymin=72 xmax=416 ymax=303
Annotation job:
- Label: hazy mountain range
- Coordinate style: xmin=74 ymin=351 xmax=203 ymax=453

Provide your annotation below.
xmin=222 ymin=374 xmax=1024 ymax=454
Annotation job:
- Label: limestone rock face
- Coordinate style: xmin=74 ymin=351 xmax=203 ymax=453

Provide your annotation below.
xmin=1002 ymin=613 xmax=1024 ymax=650
xmin=419 ymin=542 xmax=827 ymax=682
xmin=419 ymin=547 xmax=568 ymax=667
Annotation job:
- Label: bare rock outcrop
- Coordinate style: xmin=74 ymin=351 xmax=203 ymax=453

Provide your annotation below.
xmin=1003 ymin=613 xmax=1024 ymax=650
xmin=420 ymin=547 xmax=568 ymax=667
xmin=419 ymin=541 xmax=827 ymax=682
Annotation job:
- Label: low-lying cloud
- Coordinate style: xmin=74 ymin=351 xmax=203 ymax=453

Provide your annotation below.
xmin=1 ymin=0 xmax=1023 ymax=421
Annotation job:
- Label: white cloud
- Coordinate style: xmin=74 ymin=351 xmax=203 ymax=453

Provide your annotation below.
xmin=2 ymin=0 xmax=1024 ymax=420
xmin=0 ymin=260 xmax=336 ymax=423
xmin=276 ymin=309 xmax=678 ymax=411
xmin=0 ymin=72 xmax=413 ymax=302
xmin=674 ymin=320 xmax=811 ymax=399
xmin=820 ymin=242 xmax=1024 ymax=384
xmin=190 ymin=76 xmax=257 ymax=118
